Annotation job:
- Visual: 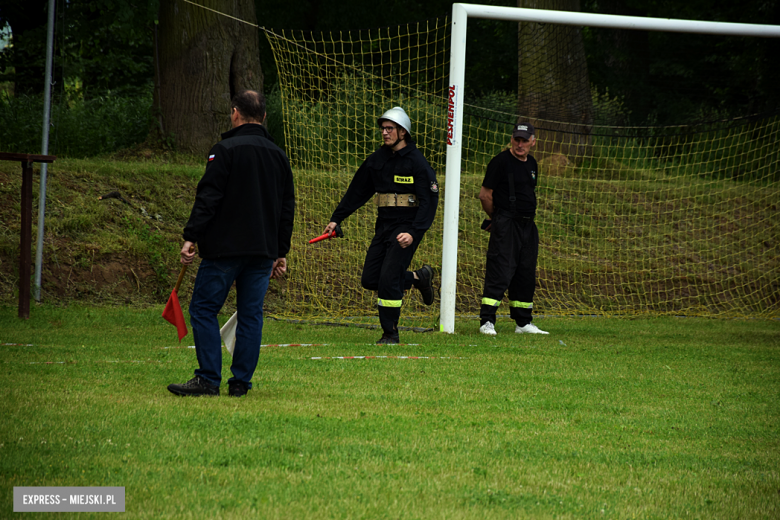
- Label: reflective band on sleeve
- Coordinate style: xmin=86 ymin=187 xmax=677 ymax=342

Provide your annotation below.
xmin=509 ymin=300 xmax=533 ymax=308
xmin=481 ymin=297 xmax=501 ymax=307
xmin=377 ymin=298 xmax=403 ymax=308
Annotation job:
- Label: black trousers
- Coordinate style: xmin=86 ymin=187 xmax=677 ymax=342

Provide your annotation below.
xmin=480 ymin=211 xmax=539 ymax=326
xmin=361 ymin=217 xmax=421 ymax=333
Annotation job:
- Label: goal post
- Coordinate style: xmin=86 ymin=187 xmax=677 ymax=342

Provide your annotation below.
xmin=259 ymin=5 xmax=779 ymax=328
xmin=439 ymin=3 xmax=780 ymax=333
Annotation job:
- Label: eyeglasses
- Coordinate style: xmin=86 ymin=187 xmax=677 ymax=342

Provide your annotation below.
xmin=380 ymin=126 xmax=396 ymax=133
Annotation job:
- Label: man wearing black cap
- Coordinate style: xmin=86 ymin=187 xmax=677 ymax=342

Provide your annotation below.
xmin=477 ymin=123 xmax=548 ymax=336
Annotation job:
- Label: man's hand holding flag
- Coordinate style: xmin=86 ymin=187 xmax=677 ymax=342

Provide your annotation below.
xmin=162 ymin=243 xmax=195 ymax=342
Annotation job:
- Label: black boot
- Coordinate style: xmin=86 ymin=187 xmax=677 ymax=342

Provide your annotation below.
xmin=167 ymin=376 xmax=220 ymax=397
xmin=413 ymin=265 xmax=435 ymax=306
xmin=229 ymin=381 xmax=250 ymax=397
xmin=376 ymin=330 xmax=400 ymax=344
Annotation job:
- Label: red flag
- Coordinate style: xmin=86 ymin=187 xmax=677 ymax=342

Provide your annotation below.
xmin=162 ymin=289 xmax=188 ymax=342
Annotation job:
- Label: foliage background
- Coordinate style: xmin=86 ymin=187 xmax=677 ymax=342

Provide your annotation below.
xmin=1 ymin=0 xmax=778 ymax=158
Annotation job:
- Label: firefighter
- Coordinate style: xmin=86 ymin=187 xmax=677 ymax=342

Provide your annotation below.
xmin=322 ymin=107 xmax=439 ymax=344
xmin=478 ymin=123 xmax=548 ymax=335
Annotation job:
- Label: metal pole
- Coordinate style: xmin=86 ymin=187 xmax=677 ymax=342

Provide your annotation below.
xmin=438 ymin=4 xmax=468 ymax=334
xmin=34 ymin=0 xmax=56 ymax=302
xmin=459 ymin=4 xmax=780 ymax=37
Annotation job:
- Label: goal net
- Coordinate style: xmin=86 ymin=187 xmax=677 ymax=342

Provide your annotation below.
xmin=262 ymin=9 xmax=779 ymax=327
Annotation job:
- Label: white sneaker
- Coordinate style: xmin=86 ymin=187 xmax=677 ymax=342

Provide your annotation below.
xmin=515 ymin=323 xmax=549 ymax=334
xmin=479 ymin=322 xmax=497 ymax=336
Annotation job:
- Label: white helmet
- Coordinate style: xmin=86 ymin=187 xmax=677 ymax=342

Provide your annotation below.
xmin=378 ymin=106 xmax=412 ymax=136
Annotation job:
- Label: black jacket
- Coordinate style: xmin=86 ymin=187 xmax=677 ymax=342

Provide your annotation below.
xmin=330 ymin=141 xmax=438 ymax=242
xmin=482 ymin=150 xmax=538 ymax=217
xmin=183 ymin=124 xmax=296 ymax=259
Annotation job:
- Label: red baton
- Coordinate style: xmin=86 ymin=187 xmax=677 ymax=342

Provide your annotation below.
xmin=308 ymin=230 xmax=336 ymax=244
xmin=308 ymin=224 xmax=344 ymax=244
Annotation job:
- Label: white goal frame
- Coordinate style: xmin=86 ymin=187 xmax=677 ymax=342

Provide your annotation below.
xmin=439 ymin=3 xmax=780 ymax=333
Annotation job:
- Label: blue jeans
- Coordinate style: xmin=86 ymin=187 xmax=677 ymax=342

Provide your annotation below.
xmin=189 ymin=256 xmax=274 ymax=388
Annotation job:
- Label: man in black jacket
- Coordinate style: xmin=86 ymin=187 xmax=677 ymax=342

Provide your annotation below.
xmin=168 ymin=90 xmax=296 ymax=397
xmin=321 ymin=107 xmax=438 ymax=344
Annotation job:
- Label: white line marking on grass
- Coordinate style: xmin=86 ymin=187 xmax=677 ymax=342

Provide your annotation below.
xmin=24 ymin=360 xmax=173 ymax=365
xmin=103 ymin=360 xmax=173 ymax=364
xmin=161 ymin=343 xmax=328 ymax=350
xmin=263 ymin=344 xmax=327 ymax=347
xmin=310 ymin=355 xmax=464 ymax=360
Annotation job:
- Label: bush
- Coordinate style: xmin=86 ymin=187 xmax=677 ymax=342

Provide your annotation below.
xmin=0 ymin=92 xmax=153 ymax=157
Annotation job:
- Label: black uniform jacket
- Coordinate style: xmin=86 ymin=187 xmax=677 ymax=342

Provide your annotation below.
xmin=329 ymin=141 xmax=439 ymax=242
xmin=482 ymin=149 xmax=538 ymax=217
xmin=183 ymin=123 xmax=296 ymax=260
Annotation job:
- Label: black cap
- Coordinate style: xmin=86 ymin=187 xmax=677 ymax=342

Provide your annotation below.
xmin=512 ymin=123 xmax=535 ymax=139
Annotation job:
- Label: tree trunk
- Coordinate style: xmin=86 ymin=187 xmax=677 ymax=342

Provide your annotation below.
xmin=156 ymin=0 xmax=263 ymax=155
xmin=516 ymin=0 xmax=593 ymax=160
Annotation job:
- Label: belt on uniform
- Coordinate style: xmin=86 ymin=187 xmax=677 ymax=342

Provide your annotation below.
xmin=496 ymin=208 xmax=533 ymax=220
xmin=375 ymin=193 xmax=419 ymax=207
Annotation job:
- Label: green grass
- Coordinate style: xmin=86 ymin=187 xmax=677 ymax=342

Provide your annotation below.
xmin=1 ymin=305 xmax=778 ymax=518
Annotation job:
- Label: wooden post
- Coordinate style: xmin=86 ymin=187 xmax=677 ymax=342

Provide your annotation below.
xmin=0 ymin=153 xmax=57 ymax=319
xmin=19 ymin=160 xmax=34 ymax=318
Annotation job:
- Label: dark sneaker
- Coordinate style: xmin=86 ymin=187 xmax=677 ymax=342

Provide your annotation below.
xmin=229 ymin=381 xmax=250 ymax=398
xmin=414 ymin=264 xmax=434 ymax=306
xmin=376 ymin=331 xmax=400 ymax=344
xmin=167 ymin=376 xmax=220 ymax=397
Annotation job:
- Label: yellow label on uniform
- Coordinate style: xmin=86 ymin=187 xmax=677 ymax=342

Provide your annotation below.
xmin=394 ymin=175 xmax=413 ymax=184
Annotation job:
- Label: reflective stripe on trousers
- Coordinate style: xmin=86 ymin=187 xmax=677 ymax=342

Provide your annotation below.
xmin=480 ymin=211 xmax=539 ymax=326
xmin=481 ymin=298 xmax=532 ymax=308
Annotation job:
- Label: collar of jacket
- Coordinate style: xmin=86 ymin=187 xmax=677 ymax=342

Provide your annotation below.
xmin=221 ymin=123 xmax=274 ymax=143
xmin=381 ymin=139 xmax=417 ymax=157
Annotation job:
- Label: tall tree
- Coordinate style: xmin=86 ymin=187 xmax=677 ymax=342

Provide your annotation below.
xmin=156 ymin=0 xmax=263 ymax=154
xmin=66 ymin=0 xmax=157 ymax=98
xmin=0 ymin=0 xmax=156 ymax=98
xmin=515 ymin=0 xmax=593 ymax=158
xmin=583 ymin=0 xmax=780 ymax=124
xmin=0 ymin=0 xmax=48 ymax=95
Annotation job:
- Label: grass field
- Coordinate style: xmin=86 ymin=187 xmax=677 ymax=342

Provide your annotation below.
xmin=2 ymin=305 xmax=778 ymax=518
